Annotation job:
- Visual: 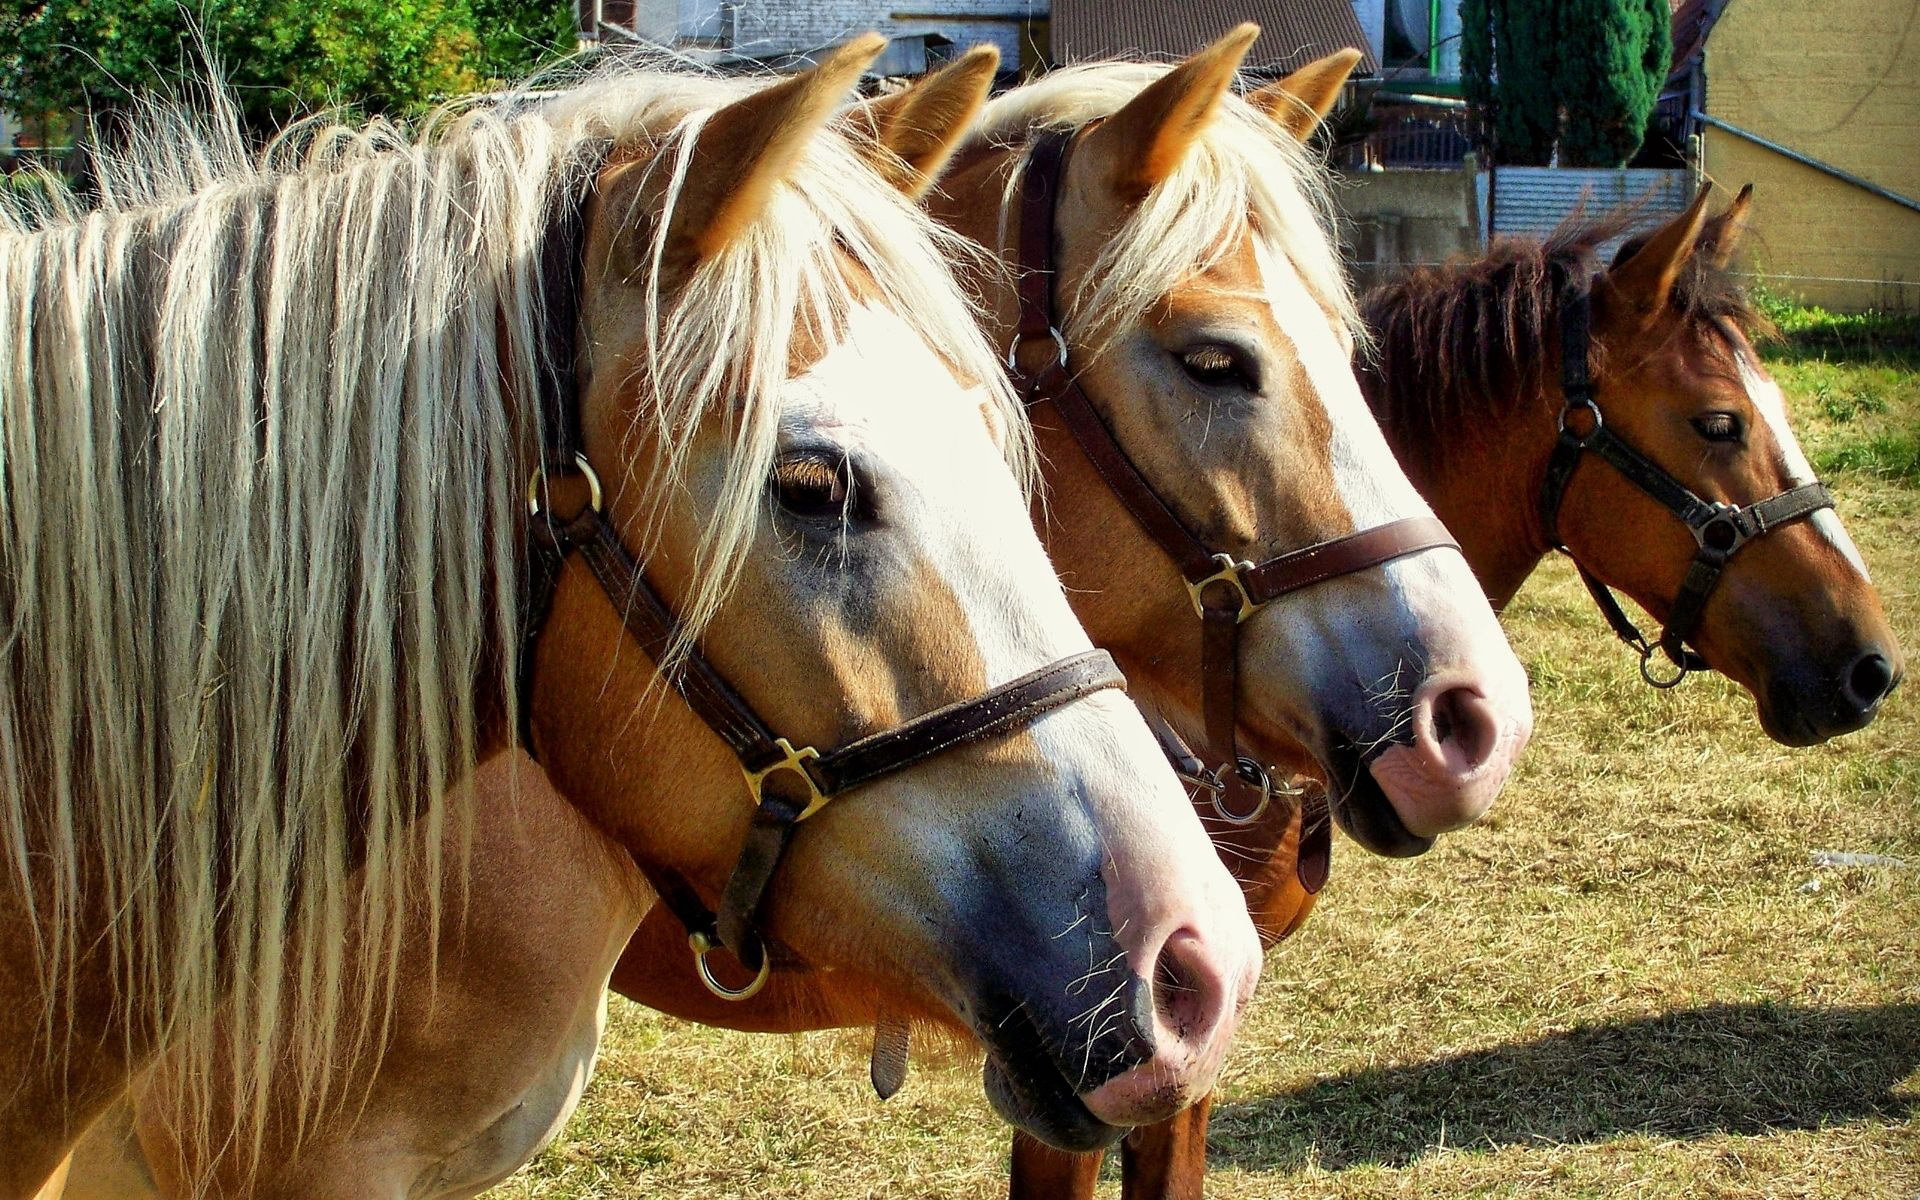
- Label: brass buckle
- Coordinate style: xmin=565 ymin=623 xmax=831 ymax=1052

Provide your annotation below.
xmin=689 ymin=930 xmax=772 ymax=1001
xmin=526 ymin=453 xmax=603 ymax=517
xmin=743 ymin=738 xmax=830 ymax=821
xmin=1187 ymin=553 xmax=1259 ymax=623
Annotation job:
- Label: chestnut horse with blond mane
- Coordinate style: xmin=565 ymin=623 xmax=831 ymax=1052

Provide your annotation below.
xmin=607 ymin=25 xmax=1535 ymax=1196
xmin=995 ymin=178 xmax=1905 ymax=1200
xmin=5 ymin=39 xmax=1267 ymax=1198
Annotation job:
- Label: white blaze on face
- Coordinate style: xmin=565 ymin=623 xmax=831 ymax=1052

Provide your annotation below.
xmin=785 ymin=304 xmax=1255 ymax=1012
xmin=1252 ymin=240 xmax=1430 ymax=529
xmin=784 ymin=302 xmax=1095 ymax=682
xmin=1251 ymin=240 xmax=1515 ymax=670
xmin=1736 ymin=351 xmax=1872 ymax=582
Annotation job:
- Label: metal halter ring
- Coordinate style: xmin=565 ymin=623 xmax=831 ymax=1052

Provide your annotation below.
xmin=690 ymin=930 xmax=772 ymax=1001
xmin=1187 ymin=554 xmax=1261 ymax=623
xmin=1638 ymin=642 xmax=1691 ymax=689
xmin=526 ymin=454 xmax=603 ymax=517
xmin=1006 ymin=325 xmax=1071 ymax=374
xmin=1691 ymin=506 xmax=1749 ymax=558
xmin=742 ymin=737 xmax=831 ymax=822
xmin=1557 ymin=396 xmax=1603 ymax=441
xmin=1197 ymin=758 xmax=1303 ymax=826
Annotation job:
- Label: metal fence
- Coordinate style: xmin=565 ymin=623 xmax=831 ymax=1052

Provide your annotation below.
xmin=1340 ymin=107 xmax=1476 ymax=171
xmin=1480 ymin=165 xmax=1695 ymax=253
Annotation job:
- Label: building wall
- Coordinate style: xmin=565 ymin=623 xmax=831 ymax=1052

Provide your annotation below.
xmin=1703 ymin=0 xmax=1920 ymax=311
xmin=726 ymin=0 xmax=1046 ymax=64
xmin=1351 ymin=0 xmax=1387 ymax=70
xmin=1334 ymin=165 xmax=1481 ymax=291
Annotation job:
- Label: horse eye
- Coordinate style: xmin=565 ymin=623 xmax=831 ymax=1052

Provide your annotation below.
xmin=1175 ymin=343 xmax=1259 ymax=392
xmin=771 ymin=451 xmax=853 ymax=522
xmin=1691 ymin=412 xmax=1743 ymax=444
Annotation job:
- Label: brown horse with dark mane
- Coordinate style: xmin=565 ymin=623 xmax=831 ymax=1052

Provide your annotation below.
xmin=1364 ymin=187 xmax=1900 ymax=742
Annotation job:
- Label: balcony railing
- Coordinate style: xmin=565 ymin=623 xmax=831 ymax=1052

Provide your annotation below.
xmin=1339 ymin=108 xmax=1477 ymax=171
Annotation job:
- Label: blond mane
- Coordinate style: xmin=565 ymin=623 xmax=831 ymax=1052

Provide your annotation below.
xmin=974 ymin=62 xmax=1361 ymax=355
xmin=0 ymin=60 xmax=1021 ymax=1167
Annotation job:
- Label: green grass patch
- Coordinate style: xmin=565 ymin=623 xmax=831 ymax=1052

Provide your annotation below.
xmin=1813 ymin=429 xmax=1920 ymax=484
xmin=1753 ymin=285 xmax=1920 ymax=367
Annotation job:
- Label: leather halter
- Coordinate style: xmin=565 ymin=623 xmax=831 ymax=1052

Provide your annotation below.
xmin=1540 ymin=287 xmax=1835 ymax=688
xmin=1007 ymin=129 xmax=1460 ymax=894
xmin=518 ymin=189 xmax=1128 ymax=999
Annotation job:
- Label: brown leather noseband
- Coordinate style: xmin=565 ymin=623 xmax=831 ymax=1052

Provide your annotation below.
xmin=518 ymin=191 xmax=1127 ymax=1000
xmin=1008 ymin=130 xmax=1460 ymax=893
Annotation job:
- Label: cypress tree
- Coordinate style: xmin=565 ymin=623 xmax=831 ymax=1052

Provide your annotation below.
xmin=1461 ymin=0 xmax=1673 ymax=168
xmin=1558 ymin=0 xmax=1672 ymax=166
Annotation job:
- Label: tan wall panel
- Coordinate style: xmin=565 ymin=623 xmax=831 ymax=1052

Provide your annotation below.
xmin=1703 ymin=0 xmax=1920 ymax=310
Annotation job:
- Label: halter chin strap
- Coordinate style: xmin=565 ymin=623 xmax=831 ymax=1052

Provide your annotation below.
xmin=518 ymin=188 xmax=1127 ymax=999
xmin=1009 ymin=129 xmax=1460 ymax=894
xmin=1540 ymin=287 xmax=1834 ymax=688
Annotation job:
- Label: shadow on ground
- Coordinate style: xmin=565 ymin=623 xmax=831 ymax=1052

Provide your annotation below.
xmin=1210 ymin=1002 xmax=1920 ymax=1171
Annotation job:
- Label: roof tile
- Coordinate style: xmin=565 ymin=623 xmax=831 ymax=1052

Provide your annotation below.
xmin=1052 ymin=0 xmax=1378 ymax=76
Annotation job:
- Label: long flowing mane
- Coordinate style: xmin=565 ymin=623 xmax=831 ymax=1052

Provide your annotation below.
xmin=1360 ymin=214 xmax=1768 ymax=469
xmin=971 ymin=62 xmax=1360 ymax=355
xmin=0 ymin=61 xmax=1020 ymax=1160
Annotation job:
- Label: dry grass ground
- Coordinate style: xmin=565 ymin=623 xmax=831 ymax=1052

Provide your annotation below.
xmin=494 ymin=327 xmax=1918 ymax=1199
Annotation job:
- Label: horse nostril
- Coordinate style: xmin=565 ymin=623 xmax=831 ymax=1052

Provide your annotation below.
xmin=1149 ymin=929 xmax=1225 ymax=1047
xmin=1843 ymin=652 xmax=1896 ymax=713
xmin=1427 ymin=686 xmax=1496 ymax=771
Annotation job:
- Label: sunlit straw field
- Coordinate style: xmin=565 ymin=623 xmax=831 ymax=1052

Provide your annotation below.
xmin=494 ymin=320 xmax=1919 ymax=1199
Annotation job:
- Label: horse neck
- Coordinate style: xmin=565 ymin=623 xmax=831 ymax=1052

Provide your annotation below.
xmin=1367 ymin=346 xmax=1560 ymax=611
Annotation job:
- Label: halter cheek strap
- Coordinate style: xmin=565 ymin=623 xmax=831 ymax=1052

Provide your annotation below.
xmin=1540 ymin=288 xmax=1834 ymax=687
xmin=1009 ymin=130 xmax=1461 ymax=895
xmin=518 ymin=187 xmax=1127 ymax=999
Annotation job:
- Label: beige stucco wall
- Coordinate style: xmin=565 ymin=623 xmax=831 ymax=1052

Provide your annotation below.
xmin=1702 ymin=0 xmax=1920 ymax=311
xmin=1334 ymin=166 xmax=1483 ymax=291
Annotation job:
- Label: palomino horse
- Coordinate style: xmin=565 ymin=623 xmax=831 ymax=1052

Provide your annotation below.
xmin=3 ymin=41 xmax=1264 ymax=1197
xmin=1365 ymin=187 xmax=1901 ymax=738
xmin=63 ymin=31 xmax=1529 ymax=1199
xmin=601 ymin=25 xmax=1531 ymax=1193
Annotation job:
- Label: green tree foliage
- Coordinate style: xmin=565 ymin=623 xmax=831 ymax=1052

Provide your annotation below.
xmin=0 ymin=0 xmax=574 ymax=128
xmin=1460 ymin=0 xmax=1672 ymax=167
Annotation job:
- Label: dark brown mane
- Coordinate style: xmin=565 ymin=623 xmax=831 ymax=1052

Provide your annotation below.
xmin=1359 ymin=210 xmax=1768 ymax=471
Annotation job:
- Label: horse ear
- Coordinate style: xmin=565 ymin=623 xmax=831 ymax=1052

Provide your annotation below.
xmin=847 ymin=45 xmax=998 ymax=198
xmin=1247 ymin=48 xmax=1362 ymax=141
xmin=1603 ymin=183 xmax=1715 ymax=320
xmin=643 ymin=34 xmax=886 ymax=267
xmin=1704 ymin=183 xmax=1754 ymax=269
xmin=1079 ymin=23 xmax=1260 ymax=203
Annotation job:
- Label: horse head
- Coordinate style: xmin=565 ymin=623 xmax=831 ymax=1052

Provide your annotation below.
xmin=920 ymin=32 xmax=1532 ymax=859
xmin=1568 ymin=187 xmax=1902 ymax=742
xmin=528 ymin=41 xmax=1259 ymax=1146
